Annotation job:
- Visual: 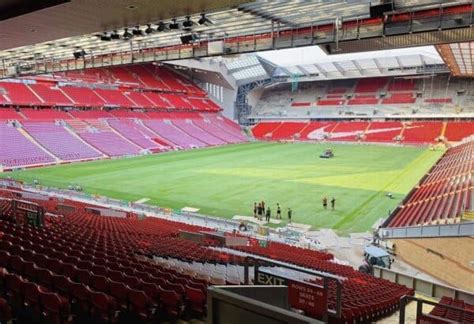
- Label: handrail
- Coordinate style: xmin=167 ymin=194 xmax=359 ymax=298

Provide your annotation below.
xmin=399 ymin=295 xmax=474 ymax=324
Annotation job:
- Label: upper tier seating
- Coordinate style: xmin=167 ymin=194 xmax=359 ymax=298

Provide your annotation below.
xmin=0 ymin=82 xmax=43 ymax=106
xmin=254 ymin=75 xmax=471 ymax=118
xmin=22 ymin=122 xmax=102 ymax=161
xmin=161 ymin=93 xmax=192 ymax=110
xmin=69 ymin=110 xmax=114 ymax=119
xmin=93 ymin=89 xmax=135 ymax=107
xmin=386 ymin=139 xmax=473 ymax=227
xmin=60 ymin=87 xmax=105 ymax=107
xmin=425 ymin=98 xmax=453 ymax=104
xmin=127 ymin=65 xmax=169 ymax=90
xmin=0 ymin=123 xmax=55 ymax=167
xmin=21 ymin=109 xmax=71 ymax=120
xmin=28 ymin=84 xmax=74 ymax=106
xmin=354 ymin=78 xmax=387 ymax=93
xmin=381 ymin=93 xmax=416 ymax=104
xmin=347 ymin=95 xmax=379 ymax=105
xmin=124 ymin=92 xmax=155 ymax=109
xmin=387 ymin=79 xmax=417 ymax=92
xmin=0 ymin=109 xmax=24 ymax=120
xmin=142 ymin=93 xmax=169 ymax=109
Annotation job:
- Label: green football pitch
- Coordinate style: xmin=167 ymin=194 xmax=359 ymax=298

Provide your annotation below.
xmin=8 ymin=142 xmax=443 ymax=234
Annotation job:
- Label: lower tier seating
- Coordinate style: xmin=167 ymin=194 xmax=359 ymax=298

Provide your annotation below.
xmin=0 ymin=111 xmax=246 ymax=169
xmin=427 ymin=296 xmax=474 ymax=323
xmin=0 ymin=124 xmax=55 ymax=168
xmin=23 ymin=122 xmax=102 ymax=161
xmin=252 ymin=121 xmax=473 ymax=144
xmin=0 ymin=188 xmax=414 ymax=323
xmin=386 ymin=139 xmax=473 ymax=227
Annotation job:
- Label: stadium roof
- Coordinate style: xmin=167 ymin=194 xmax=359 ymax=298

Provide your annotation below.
xmin=222 ymin=46 xmax=447 ymax=84
xmin=437 ymin=41 xmax=473 ymax=77
xmin=1 ymin=0 xmax=470 ymax=73
xmin=0 ymin=0 xmax=373 ymax=66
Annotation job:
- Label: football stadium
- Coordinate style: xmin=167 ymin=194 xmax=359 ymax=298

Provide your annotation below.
xmin=0 ymin=1 xmax=473 ymax=323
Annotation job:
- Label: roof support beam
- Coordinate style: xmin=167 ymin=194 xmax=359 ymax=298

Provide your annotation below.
xmin=351 ymin=60 xmax=365 ymax=76
xmin=373 ymin=58 xmax=384 ymax=74
xmin=332 ymin=62 xmax=346 ymax=77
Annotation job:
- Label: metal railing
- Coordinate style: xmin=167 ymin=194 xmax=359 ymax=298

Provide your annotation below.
xmin=399 ymin=295 xmax=474 ymax=324
xmin=381 ymin=222 xmax=474 ymax=238
xmin=374 ymin=266 xmax=474 ymax=304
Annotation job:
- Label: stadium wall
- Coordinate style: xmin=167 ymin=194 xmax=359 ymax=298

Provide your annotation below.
xmin=391 ymin=237 xmax=474 ymax=291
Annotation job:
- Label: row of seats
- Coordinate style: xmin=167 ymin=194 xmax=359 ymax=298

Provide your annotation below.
xmin=0 ymin=84 xmax=218 ymax=112
xmin=386 ymin=139 xmax=473 ymax=227
xmin=427 ymin=296 xmax=474 ymax=323
xmin=0 ymin=63 xmax=216 ymax=112
xmin=52 ymin=64 xmax=205 ymax=95
xmin=251 ymin=121 xmax=474 ymax=143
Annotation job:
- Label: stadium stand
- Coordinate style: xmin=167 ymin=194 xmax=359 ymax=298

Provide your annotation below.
xmin=426 ymin=296 xmax=474 ymax=323
xmin=27 ymin=84 xmax=74 ymax=107
xmin=252 ymin=120 xmax=471 ymax=144
xmin=253 ymin=75 xmax=473 ymax=118
xmin=22 ymin=122 xmax=102 ymax=161
xmin=107 ymin=119 xmax=164 ymax=151
xmin=386 ymin=138 xmax=473 ymax=227
xmin=0 ymin=186 xmax=414 ymax=323
xmin=0 ymin=82 xmax=43 ymax=106
xmin=20 ymin=109 xmax=71 ymax=121
xmin=0 ymin=124 xmax=55 ymax=167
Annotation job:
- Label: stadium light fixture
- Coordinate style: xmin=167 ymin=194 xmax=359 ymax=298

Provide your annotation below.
xmin=198 ymin=13 xmax=212 ymax=25
xmin=145 ymin=24 xmax=155 ymax=34
xmin=132 ymin=26 xmax=143 ymax=36
xmin=110 ymin=30 xmax=120 ymax=40
xmin=122 ymin=28 xmax=133 ymax=39
xmin=182 ymin=16 xmax=194 ymax=28
xmin=73 ymin=49 xmax=87 ymax=59
xmin=169 ymin=18 xmax=180 ymax=30
xmin=157 ymin=21 xmax=168 ymax=32
xmin=99 ymin=32 xmax=111 ymax=41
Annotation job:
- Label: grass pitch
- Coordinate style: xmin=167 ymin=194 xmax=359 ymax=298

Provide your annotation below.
xmin=9 ymin=142 xmax=443 ymax=234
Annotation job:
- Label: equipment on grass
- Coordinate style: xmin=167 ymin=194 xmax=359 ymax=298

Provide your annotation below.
xmin=320 ymin=148 xmax=334 ymax=159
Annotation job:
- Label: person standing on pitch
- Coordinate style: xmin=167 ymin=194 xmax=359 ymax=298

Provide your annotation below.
xmin=331 ymin=197 xmax=336 ymax=210
xmin=287 ymin=208 xmax=292 ymax=223
xmin=257 ymin=202 xmax=263 ymax=220
xmin=322 ymin=197 xmax=328 ymax=210
xmin=261 ymin=201 xmax=266 ymax=215
xmin=265 ymin=207 xmax=271 ymax=222
xmin=253 ymin=202 xmax=257 ymax=218
xmin=276 ymin=203 xmax=281 ymax=219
